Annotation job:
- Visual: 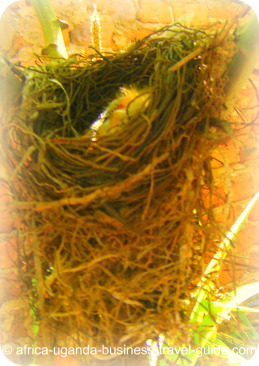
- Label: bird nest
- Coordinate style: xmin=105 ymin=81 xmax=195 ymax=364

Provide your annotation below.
xmin=1 ymin=23 xmax=236 ymax=364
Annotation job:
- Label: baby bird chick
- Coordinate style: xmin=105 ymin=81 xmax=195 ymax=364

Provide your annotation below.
xmin=91 ymin=87 xmax=151 ymax=136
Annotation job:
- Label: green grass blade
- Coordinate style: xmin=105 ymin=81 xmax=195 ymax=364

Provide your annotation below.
xmin=191 ymin=191 xmax=259 ymax=323
xmin=30 ymin=0 xmax=68 ymax=59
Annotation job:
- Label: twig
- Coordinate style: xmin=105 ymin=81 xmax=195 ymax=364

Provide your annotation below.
xmin=9 ymin=152 xmax=169 ymax=212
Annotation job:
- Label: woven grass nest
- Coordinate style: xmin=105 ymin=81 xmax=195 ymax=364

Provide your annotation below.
xmin=2 ymin=23 xmax=237 ymax=363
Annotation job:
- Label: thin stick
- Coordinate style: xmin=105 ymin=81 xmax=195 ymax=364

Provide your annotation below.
xmin=168 ymin=47 xmax=204 ymax=73
xmin=9 ymin=152 xmax=169 ymax=212
xmin=169 ymin=5 xmax=251 ymax=74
